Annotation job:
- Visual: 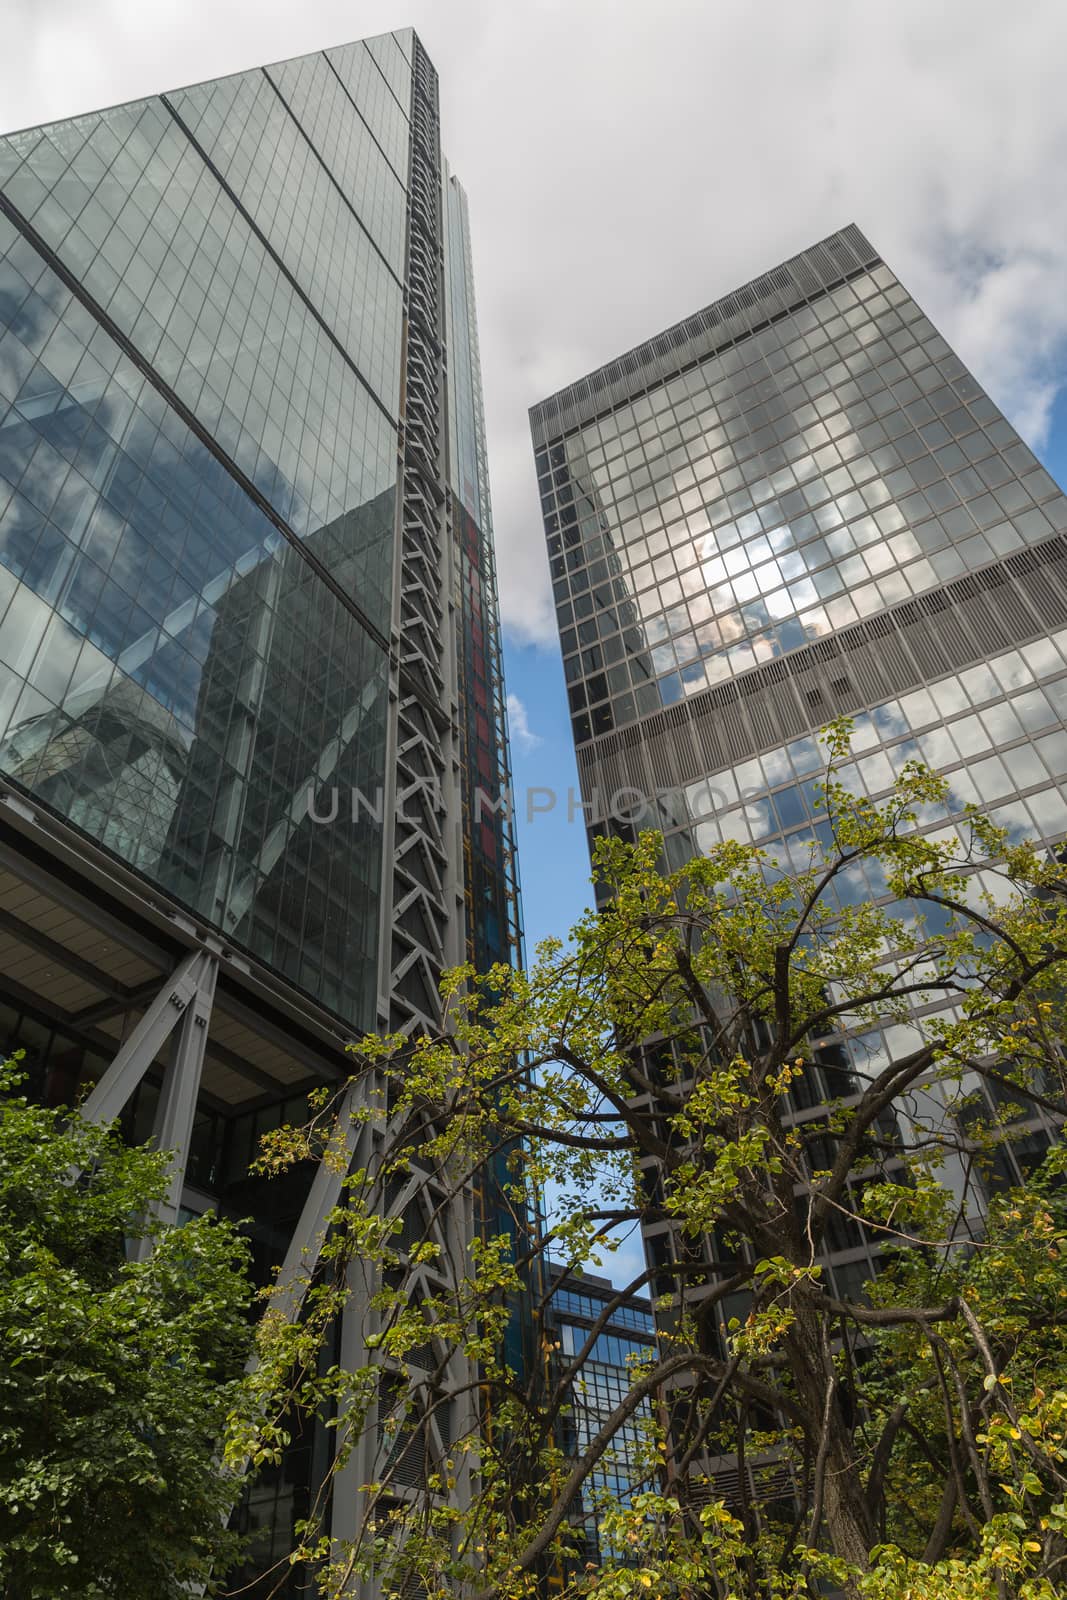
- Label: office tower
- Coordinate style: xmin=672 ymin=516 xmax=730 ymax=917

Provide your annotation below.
xmin=530 ymin=223 xmax=1065 ymax=1491
xmin=0 ymin=28 xmax=522 ymax=1590
xmin=544 ymin=1261 xmax=657 ymax=1567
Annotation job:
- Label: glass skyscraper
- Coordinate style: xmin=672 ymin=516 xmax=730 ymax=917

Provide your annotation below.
xmin=531 ymin=222 xmax=1067 ymax=1049
xmin=544 ymin=1261 xmax=657 ymax=1568
xmin=531 ymin=223 xmax=1064 ymax=1499
xmin=0 ymin=29 xmax=521 ymax=1589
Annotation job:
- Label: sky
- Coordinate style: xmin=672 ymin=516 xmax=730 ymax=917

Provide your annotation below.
xmin=5 ymin=0 xmax=1067 ymax=1285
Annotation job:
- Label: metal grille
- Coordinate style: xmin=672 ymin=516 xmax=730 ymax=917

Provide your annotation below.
xmin=389 ymin=38 xmax=454 ymax=1034
xmin=687 ymin=1458 xmax=795 ymax=1509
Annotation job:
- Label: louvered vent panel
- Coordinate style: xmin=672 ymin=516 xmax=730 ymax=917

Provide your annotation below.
xmin=858 ymin=653 xmax=891 ymax=700
xmin=966 ymin=593 xmax=1012 ymax=652
xmin=1021 ymin=568 xmax=1067 ymax=627
xmin=691 ymin=711 xmax=725 ymax=772
xmin=719 ymin=704 xmax=751 ymax=760
xmin=898 ymin=619 xmax=949 ymax=681
xmin=747 ymin=697 xmax=777 ymax=749
xmin=805 ymin=636 xmax=842 ymax=664
xmin=771 ymin=688 xmax=808 ymax=739
xmin=995 ymin=584 xmax=1037 ymax=638
xmin=875 ymin=632 xmax=916 ymax=690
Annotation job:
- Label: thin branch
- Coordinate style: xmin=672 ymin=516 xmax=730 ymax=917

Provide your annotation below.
xmin=921 ymin=1474 xmax=959 ymax=1565
xmin=923 ymin=1345 xmax=983 ymax=1540
xmin=466 ymin=1350 xmax=803 ymax=1600
xmin=865 ymin=1399 xmax=907 ymax=1520
xmin=806 ymin=1360 xmax=837 ymax=1550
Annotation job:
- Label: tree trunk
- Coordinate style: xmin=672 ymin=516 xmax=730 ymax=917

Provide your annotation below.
xmin=784 ymin=1304 xmax=875 ymax=1573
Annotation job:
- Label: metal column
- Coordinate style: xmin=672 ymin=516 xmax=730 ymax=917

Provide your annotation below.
xmin=149 ymin=953 xmax=218 ymax=1228
xmin=78 ymin=947 xmax=219 ymax=1131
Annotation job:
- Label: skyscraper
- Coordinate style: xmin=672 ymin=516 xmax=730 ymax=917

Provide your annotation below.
xmin=530 ymin=223 xmax=1064 ymax=1495
xmin=0 ymin=28 xmax=521 ymax=1587
xmin=544 ymin=1261 xmax=657 ymax=1567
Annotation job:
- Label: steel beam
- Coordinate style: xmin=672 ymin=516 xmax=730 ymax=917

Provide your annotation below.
xmin=152 ymin=955 xmax=218 ymax=1227
xmin=0 ymin=965 xmax=286 ymax=1107
xmin=78 ymin=950 xmax=216 ymax=1129
xmin=264 ymin=1077 xmax=367 ymax=1327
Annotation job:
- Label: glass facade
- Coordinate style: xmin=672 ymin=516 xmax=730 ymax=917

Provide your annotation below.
xmin=0 ymin=35 xmax=415 ymax=1032
xmin=443 ymin=165 xmax=522 ymax=979
xmin=0 ymin=30 xmax=526 ymax=1597
xmin=533 ymin=228 xmax=1067 ymax=744
xmin=531 ymin=226 xmax=1067 ymax=905
xmin=677 ymin=640 xmax=1067 ymax=863
xmin=545 ymin=1263 xmax=657 ymax=1566
xmin=531 ymin=226 xmax=1064 ymax=1451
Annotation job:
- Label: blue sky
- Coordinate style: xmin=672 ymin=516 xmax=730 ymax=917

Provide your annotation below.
xmin=504 ymin=647 xmax=585 ymax=961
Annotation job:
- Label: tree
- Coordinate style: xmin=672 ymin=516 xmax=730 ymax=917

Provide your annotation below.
xmin=0 ymin=1057 xmax=254 ymax=1599
xmin=237 ymin=723 xmax=1067 ymax=1600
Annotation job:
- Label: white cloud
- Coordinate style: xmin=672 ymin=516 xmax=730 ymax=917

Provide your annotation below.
xmin=506 ymin=693 xmax=541 ymax=754
xmin=5 ymin=0 xmax=1067 ymax=645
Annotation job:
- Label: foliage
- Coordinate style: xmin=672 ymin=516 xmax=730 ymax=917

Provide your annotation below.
xmin=233 ymin=722 xmax=1067 ymax=1599
xmin=0 ymin=1058 xmax=254 ymax=1599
